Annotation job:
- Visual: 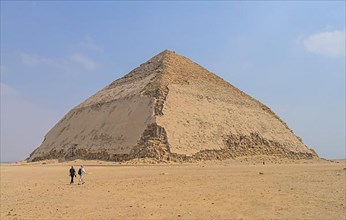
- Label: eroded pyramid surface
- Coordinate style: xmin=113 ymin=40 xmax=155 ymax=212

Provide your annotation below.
xmin=27 ymin=50 xmax=318 ymax=162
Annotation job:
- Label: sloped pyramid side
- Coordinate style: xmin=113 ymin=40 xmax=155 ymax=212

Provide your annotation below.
xmin=151 ymin=51 xmax=317 ymax=160
xmin=27 ymin=52 xmax=168 ymax=162
xmin=27 ymin=50 xmax=318 ymax=162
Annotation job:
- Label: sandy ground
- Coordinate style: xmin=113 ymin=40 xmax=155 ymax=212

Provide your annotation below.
xmin=1 ymin=159 xmax=345 ymax=220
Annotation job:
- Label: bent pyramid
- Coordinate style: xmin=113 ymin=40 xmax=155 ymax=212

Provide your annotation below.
xmin=27 ymin=50 xmax=318 ymax=162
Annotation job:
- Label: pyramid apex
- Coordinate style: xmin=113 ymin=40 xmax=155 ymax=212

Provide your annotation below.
xmin=161 ymin=49 xmax=175 ymax=54
xmin=145 ymin=49 xmax=181 ymax=64
xmin=154 ymin=49 xmax=177 ymax=58
xmin=158 ymin=49 xmax=187 ymax=56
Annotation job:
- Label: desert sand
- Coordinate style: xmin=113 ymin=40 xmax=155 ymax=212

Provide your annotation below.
xmin=1 ymin=159 xmax=345 ymax=219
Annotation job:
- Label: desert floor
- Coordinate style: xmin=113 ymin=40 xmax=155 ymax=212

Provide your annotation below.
xmin=1 ymin=159 xmax=345 ymax=220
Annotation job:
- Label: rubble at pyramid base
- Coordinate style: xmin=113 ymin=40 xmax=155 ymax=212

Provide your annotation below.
xmin=29 ymin=123 xmax=317 ymax=162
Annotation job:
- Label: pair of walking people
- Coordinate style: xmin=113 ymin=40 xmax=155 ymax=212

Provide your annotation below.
xmin=69 ymin=165 xmax=86 ymax=185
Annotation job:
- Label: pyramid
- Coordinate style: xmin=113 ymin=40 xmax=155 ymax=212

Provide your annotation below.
xmin=27 ymin=50 xmax=318 ymax=162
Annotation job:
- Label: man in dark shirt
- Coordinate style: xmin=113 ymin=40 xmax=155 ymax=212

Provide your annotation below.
xmin=69 ymin=166 xmax=76 ymax=184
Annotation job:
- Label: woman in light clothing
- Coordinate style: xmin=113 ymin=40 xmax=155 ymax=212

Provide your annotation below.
xmin=78 ymin=165 xmax=86 ymax=185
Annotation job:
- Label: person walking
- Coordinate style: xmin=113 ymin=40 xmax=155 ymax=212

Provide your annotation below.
xmin=69 ymin=166 xmax=76 ymax=184
xmin=78 ymin=165 xmax=86 ymax=185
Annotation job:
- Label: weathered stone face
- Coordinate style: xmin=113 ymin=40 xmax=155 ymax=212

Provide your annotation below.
xmin=27 ymin=50 xmax=318 ymax=162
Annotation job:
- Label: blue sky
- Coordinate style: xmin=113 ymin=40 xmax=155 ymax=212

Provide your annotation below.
xmin=1 ymin=1 xmax=345 ymax=162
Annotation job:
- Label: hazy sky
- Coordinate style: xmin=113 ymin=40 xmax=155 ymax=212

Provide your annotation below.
xmin=1 ymin=1 xmax=345 ymax=162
